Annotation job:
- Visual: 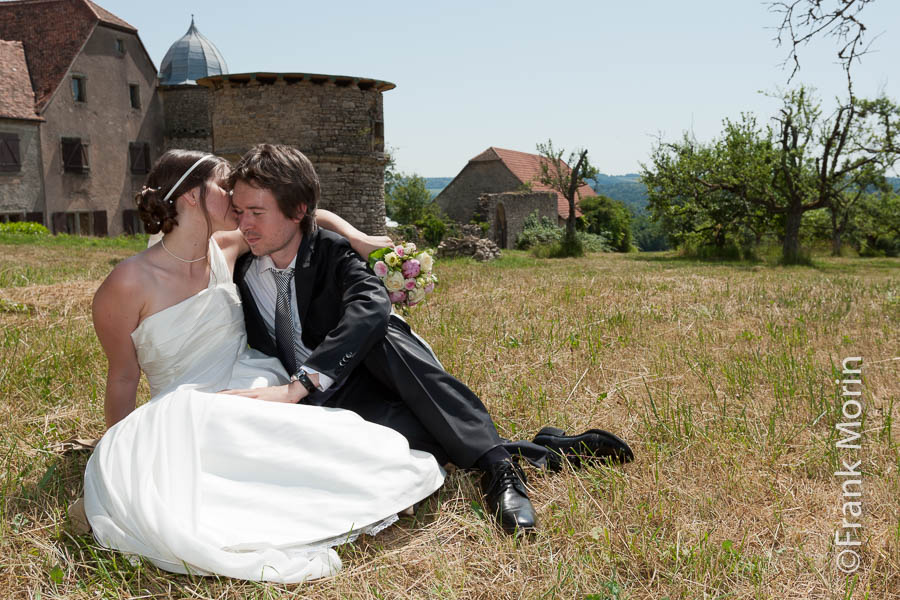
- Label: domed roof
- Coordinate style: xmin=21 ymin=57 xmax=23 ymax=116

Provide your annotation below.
xmin=158 ymin=17 xmax=227 ymax=85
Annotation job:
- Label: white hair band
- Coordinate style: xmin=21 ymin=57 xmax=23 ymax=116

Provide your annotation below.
xmin=162 ymin=155 xmax=211 ymax=204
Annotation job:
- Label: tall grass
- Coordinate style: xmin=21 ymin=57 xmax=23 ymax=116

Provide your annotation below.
xmin=1 ymin=241 xmax=898 ymax=599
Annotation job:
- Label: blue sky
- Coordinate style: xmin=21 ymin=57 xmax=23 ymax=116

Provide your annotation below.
xmin=99 ymin=0 xmax=900 ymax=177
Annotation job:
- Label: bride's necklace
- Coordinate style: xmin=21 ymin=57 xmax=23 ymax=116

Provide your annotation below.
xmin=160 ymin=237 xmax=207 ymax=263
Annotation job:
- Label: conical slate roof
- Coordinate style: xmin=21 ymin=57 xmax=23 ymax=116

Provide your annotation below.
xmin=158 ymin=17 xmax=227 ymax=85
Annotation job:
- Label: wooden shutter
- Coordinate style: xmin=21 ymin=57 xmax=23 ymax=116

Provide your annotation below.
xmin=51 ymin=212 xmax=67 ymax=234
xmin=0 ymin=133 xmax=20 ymax=172
xmin=122 ymin=209 xmax=135 ymax=235
xmin=92 ymin=210 xmax=108 ymax=236
xmin=62 ymin=138 xmax=88 ymax=172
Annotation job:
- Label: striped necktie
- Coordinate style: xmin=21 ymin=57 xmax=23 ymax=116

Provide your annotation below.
xmin=270 ymin=267 xmax=298 ymax=375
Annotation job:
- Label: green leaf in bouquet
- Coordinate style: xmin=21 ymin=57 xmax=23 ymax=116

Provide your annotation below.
xmin=368 ymin=246 xmax=391 ymax=267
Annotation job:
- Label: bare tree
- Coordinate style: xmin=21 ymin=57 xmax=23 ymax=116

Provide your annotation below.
xmin=536 ymin=140 xmax=598 ymax=255
xmin=769 ymin=0 xmax=876 ymax=85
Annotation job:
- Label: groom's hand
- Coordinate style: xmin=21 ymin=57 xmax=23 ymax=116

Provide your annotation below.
xmin=220 ymin=382 xmax=308 ymax=404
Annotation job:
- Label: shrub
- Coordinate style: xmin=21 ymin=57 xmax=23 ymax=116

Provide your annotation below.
xmin=0 ymin=221 xmax=49 ymax=235
xmin=415 ymin=212 xmax=449 ymax=247
xmin=516 ymin=212 xmax=563 ymax=250
xmin=518 ymin=211 xmax=611 ymax=256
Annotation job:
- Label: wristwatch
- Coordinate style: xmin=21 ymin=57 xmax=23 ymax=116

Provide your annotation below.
xmin=290 ymin=371 xmax=317 ymax=401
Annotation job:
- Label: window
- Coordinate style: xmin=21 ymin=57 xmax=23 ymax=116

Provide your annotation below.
xmin=129 ymin=84 xmax=141 ymax=109
xmin=1 ymin=212 xmax=43 ymax=223
xmin=129 ymin=142 xmax=150 ymax=174
xmin=115 ymin=38 xmax=125 ymax=54
xmin=61 ymin=137 xmax=89 ymax=173
xmin=0 ymin=133 xmax=20 ymax=172
xmin=51 ymin=210 xmax=107 ymax=235
xmin=72 ymin=75 xmax=86 ymax=102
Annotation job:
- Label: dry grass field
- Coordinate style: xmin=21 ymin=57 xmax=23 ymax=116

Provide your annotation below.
xmin=1 ymin=236 xmax=897 ymax=599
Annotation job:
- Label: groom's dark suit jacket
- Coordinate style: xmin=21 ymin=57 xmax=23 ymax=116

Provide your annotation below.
xmin=234 ymin=228 xmax=506 ymax=468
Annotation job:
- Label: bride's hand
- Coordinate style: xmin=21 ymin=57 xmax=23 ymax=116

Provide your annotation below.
xmin=351 ymin=234 xmax=393 ymax=259
xmin=220 ymin=383 xmax=307 ymax=404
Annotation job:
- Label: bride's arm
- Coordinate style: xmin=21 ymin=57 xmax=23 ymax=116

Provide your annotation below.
xmin=92 ymin=263 xmax=144 ymax=429
xmin=316 ymin=210 xmax=393 ymax=258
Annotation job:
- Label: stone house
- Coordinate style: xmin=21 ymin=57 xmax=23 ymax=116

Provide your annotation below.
xmin=0 ymin=0 xmax=164 ymax=235
xmin=435 ymin=146 xmax=597 ymax=248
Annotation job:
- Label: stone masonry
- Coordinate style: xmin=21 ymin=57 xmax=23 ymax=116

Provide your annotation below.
xmin=477 ymin=191 xmax=556 ymax=249
xmin=159 ymin=85 xmax=212 ymax=152
xmin=200 ymin=74 xmax=390 ymax=235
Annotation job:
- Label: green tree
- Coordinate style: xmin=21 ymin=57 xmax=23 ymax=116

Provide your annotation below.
xmin=578 ymin=194 xmax=633 ymax=252
xmin=536 ymin=139 xmax=598 ymax=257
xmin=641 ymin=123 xmax=772 ymax=254
xmin=385 ymin=173 xmax=433 ymax=225
xmin=643 ymin=88 xmax=900 ymax=263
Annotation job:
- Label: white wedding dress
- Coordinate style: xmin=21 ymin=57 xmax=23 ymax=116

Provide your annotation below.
xmin=83 ymin=239 xmax=445 ymax=583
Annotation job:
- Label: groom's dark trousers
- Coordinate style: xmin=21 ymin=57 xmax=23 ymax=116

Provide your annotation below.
xmin=234 ymin=229 xmax=544 ymax=468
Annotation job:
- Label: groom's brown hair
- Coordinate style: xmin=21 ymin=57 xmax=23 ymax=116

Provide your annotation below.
xmin=228 ymin=144 xmax=319 ymax=235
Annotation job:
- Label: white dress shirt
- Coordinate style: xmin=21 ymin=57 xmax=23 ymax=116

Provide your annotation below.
xmin=242 ymin=253 xmax=335 ymax=391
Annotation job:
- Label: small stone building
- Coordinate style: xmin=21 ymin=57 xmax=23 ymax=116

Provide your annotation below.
xmin=436 ymin=146 xmax=597 ymax=248
xmin=0 ymin=0 xmax=163 ymax=235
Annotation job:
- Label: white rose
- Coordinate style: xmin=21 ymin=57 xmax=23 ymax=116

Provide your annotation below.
xmin=385 ymin=252 xmax=401 ymax=268
xmin=383 ymin=270 xmax=405 ymax=292
xmin=408 ymin=286 xmax=426 ymax=304
xmin=418 ymin=252 xmax=433 ymax=272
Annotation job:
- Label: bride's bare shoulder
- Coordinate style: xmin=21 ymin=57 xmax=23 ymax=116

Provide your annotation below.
xmin=93 ymin=251 xmax=154 ymax=307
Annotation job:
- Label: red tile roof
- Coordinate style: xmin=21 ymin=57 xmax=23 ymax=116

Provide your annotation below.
xmin=470 ymin=146 xmax=595 ymax=219
xmin=84 ymin=0 xmax=136 ymax=32
xmin=0 ymin=40 xmax=40 ymax=120
xmin=0 ymin=0 xmax=135 ymax=112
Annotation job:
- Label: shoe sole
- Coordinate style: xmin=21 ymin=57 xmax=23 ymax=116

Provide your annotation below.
xmin=533 ymin=426 xmax=634 ymax=467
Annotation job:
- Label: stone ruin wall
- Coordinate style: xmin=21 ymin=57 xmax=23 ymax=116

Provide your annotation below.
xmin=203 ymin=77 xmax=388 ymax=234
xmin=478 ymin=191 xmax=557 ymax=249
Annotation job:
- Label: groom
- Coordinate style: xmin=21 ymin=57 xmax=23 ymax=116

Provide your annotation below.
xmin=226 ymin=144 xmax=633 ymax=534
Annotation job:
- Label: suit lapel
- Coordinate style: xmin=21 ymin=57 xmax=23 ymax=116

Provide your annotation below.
xmin=293 ymin=230 xmax=317 ymax=326
xmin=235 ymin=253 xmax=277 ymax=356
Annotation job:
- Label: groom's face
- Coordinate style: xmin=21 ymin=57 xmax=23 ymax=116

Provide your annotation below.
xmin=232 ymin=180 xmax=305 ymax=264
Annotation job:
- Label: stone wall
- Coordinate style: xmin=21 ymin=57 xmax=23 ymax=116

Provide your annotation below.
xmin=477 ymin=191 xmax=556 ymax=249
xmin=201 ymin=75 xmax=389 ymax=234
xmin=38 ymin=25 xmax=164 ymax=235
xmin=159 ymin=85 xmax=212 ymax=152
xmin=435 ymin=160 xmax=521 ymax=224
xmin=0 ymin=118 xmax=43 ymax=218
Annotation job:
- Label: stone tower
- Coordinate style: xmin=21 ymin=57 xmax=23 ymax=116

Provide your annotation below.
xmin=200 ymin=72 xmax=392 ymax=234
xmin=158 ymin=17 xmax=226 ymax=152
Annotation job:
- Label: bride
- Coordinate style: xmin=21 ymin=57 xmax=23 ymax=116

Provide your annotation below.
xmin=84 ymin=150 xmax=445 ymax=583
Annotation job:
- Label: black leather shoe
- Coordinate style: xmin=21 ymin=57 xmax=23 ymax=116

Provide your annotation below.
xmin=533 ymin=426 xmax=634 ymax=471
xmin=481 ymin=459 xmax=537 ymax=534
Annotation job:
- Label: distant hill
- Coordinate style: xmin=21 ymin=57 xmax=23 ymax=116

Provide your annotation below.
xmin=425 ymin=177 xmax=453 ymax=199
xmin=589 ymin=174 xmax=648 ymax=215
xmin=427 ymin=174 xmax=896 ymax=210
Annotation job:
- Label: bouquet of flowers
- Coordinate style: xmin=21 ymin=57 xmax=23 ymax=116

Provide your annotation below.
xmin=368 ymin=242 xmax=437 ymax=313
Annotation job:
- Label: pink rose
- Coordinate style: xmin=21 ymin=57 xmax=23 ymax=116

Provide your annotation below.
xmin=389 ymin=290 xmax=407 ymax=304
xmin=373 ymin=261 xmax=388 ymax=277
xmin=401 ymin=259 xmax=420 ymax=279
xmin=394 ymin=245 xmax=405 ymax=257
xmin=404 ymin=278 xmax=417 ymax=290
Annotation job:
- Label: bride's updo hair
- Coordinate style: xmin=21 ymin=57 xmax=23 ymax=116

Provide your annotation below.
xmin=136 ymin=150 xmax=231 ymax=235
